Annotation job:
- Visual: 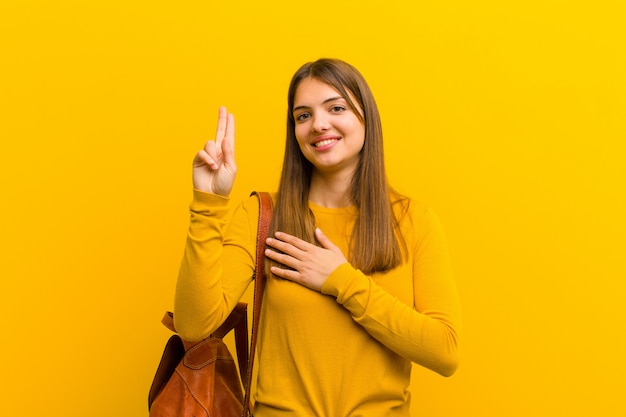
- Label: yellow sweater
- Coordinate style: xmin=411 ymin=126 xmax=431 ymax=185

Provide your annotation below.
xmin=175 ymin=191 xmax=461 ymax=417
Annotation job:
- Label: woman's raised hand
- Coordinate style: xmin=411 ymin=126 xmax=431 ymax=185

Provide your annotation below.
xmin=192 ymin=107 xmax=237 ymax=196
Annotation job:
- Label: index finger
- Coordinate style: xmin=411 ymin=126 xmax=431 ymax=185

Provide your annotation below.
xmin=215 ymin=106 xmax=228 ymax=149
xmin=271 ymin=232 xmax=313 ymax=251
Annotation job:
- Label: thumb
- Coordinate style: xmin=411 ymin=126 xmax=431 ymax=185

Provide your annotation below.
xmin=315 ymin=228 xmax=337 ymax=250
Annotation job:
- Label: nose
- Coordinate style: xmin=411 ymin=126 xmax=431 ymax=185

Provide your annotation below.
xmin=311 ymin=112 xmax=330 ymax=132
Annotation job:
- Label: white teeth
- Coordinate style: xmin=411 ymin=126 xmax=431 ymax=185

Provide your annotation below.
xmin=313 ymin=139 xmax=336 ymax=147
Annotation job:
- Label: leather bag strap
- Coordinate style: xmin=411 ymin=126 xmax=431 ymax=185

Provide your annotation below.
xmin=213 ymin=303 xmax=248 ymax=383
xmin=243 ymin=191 xmax=273 ymax=416
xmin=160 ymin=303 xmax=249 ymax=382
xmin=232 ymin=304 xmax=249 ymax=382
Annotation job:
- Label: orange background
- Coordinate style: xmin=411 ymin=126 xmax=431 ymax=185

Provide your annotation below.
xmin=1 ymin=1 xmax=624 ymax=415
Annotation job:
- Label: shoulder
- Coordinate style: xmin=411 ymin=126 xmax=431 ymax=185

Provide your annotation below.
xmin=390 ymin=191 xmax=429 ymax=222
xmin=231 ymin=191 xmax=277 ymax=227
xmin=225 ymin=192 xmax=277 ymax=243
xmin=390 ymin=191 xmax=444 ymax=240
xmin=238 ymin=191 xmax=277 ymax=214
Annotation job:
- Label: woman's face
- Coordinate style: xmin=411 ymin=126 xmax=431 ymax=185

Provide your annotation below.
xmin=292 ymin=77 xmax=365 ymax=176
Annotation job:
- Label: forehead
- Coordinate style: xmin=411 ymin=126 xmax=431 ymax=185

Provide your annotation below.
xmin=293 ymin=77 xmax=344 ymax=106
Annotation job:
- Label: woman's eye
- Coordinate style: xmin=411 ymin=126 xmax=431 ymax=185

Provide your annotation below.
xmin=296 ymin=113 xmax=311 ymax=122
xmin=330 ymin=105 xmax=345 ymax=113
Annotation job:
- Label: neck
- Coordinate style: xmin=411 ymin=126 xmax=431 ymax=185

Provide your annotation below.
xmin=309 ymin=170 xmax=354 ymax=208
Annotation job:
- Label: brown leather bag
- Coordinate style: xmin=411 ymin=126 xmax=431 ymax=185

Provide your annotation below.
xmin=148 ymin=191 xmax=273 ymax=417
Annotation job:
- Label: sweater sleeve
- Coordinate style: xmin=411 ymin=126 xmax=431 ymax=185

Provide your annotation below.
xmin=173 ymin=190 xmax=259 ymax=341
xmin=320 ymin=206 xmax=462 ymax=377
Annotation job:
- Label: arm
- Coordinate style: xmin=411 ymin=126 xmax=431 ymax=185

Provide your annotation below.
xmin=173 ymin=107 xmax=257 ymax=341
xmin=174 ymin=193 xmax=260 ymax=341
xmin=322 ymin=207 xmax=461 ymax=376
xmin=265 ymin=205 xmax=461 ymax=376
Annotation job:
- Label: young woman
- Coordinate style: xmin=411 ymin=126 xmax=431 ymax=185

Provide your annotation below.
xmin=174 ymin=58 xmax=461 ymax=416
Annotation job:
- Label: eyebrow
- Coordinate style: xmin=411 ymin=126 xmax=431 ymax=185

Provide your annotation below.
xmin=292 ymin=96 xmax=345 ymax=113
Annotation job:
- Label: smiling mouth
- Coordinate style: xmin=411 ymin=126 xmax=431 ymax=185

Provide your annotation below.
xmin=313 ymin=138 xmax=338 ymax=148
